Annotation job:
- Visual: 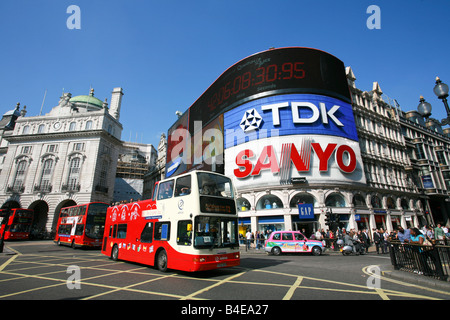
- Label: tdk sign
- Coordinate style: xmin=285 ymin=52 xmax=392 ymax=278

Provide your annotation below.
xmin=224 ymin=93 xmax=358 ymax=149
xmin=261 ymin=101 xmax=343 ymax=127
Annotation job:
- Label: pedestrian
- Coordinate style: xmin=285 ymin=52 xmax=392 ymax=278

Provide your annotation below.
xmin=434 ymin=223 xmax=445 ymax=241
xmin=373 ymin=228 xmax=383 ymax=254
xmin=397 ymin=226 xmax=411 ymax=243
xmin=382 ymin=228 xmax=390 ymax=253
xmin=255 ymin=231 xmax=261 ymax=250
xmin=246 ymin=229 xmax=252 ymax=250
xmin=410 ymin=227 xmax=431 ymax=275
xmin=361 ymin=228 xmax=370 ymax=253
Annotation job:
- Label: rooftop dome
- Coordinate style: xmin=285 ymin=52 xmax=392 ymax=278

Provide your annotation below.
xmin=69 ymin=88 xmax=103 ymax=109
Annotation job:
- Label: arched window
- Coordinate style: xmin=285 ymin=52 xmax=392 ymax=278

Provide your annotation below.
xmin=386 ymin=197 xmax=396 ymax=209
xmin=69 ymin=122 xmax=76 ymax=131
xmin=237 ymin=198 xmax=251 ymax=212
xmin=352 ymin=194 xmax=366 ymax=207
xmin=256 ymin=194 xmax=283 ymax=210
xmin=38 ymin=124 xmax=45 ymax=133
xmin=371 ymin=195 xmax=382 ymax=208
xmin=290 ymin=193 xmax=316 ymax=208
xmin=39 ymin=159 xmax=54 ymax=191
xmin=12 ymin=160 xmax=28 ymax=191
xmin=325 ymin=193 xmax=346 ymax=207
xmin=85 ymin=120 xmax=92 ymax=130
xmin=22 ymin=125 xmax=30 ymax=134
xmin=401 ymin=199 xmax=409 ymax=210
xmin=67 ymin=157 xmax=81 ymax=190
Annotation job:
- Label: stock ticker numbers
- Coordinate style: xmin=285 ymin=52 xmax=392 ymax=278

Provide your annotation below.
xmin=207 ymin=62 xmax=306 ymax=111
xmin=188 ymin=48 xmax=351 ymax=129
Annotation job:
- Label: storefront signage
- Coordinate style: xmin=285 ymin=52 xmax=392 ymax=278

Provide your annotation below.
xmin=298 ymin=203 xmax=314 ymax=220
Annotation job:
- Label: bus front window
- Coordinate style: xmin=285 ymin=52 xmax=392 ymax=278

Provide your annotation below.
xmin=193 ymin=216 xmax=238 ymax=249
xmin=197 ymin=173 xmax=234 ymax=199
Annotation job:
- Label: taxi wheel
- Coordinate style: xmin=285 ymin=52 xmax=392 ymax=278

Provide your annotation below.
xmin=311 ymin=246 xmax=322 ymax=256
xmin=272 ymin=247 xmax=282 ymax=256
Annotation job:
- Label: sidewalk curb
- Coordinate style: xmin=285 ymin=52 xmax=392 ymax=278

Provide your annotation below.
xmin=380 ymin=265 xmax=450 ymax=291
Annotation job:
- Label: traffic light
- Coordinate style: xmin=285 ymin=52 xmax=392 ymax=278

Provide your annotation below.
xmin=325 ymin=210 xmax=331 ymax=227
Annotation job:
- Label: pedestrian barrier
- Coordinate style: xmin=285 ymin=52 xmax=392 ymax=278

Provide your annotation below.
xmin=389 ymin=240 xmax=450 ymax=281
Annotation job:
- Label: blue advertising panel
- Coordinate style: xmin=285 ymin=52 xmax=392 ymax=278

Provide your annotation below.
xmin=298 ymin=203 xmax=314 ymax=220
xmin=224 ymin=93 xmax=358 ymax=149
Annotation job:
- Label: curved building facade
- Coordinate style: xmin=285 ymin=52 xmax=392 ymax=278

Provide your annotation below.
xmin=165 ymin=47 xmax=428 ymax=237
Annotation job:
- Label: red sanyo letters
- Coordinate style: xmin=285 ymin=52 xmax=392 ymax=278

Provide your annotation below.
xmin=233 ymin=142 xmax=357 ymax=178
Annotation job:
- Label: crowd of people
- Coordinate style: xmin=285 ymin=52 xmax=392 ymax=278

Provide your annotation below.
xmin=240 ymin=222 xmax=449 ymax=252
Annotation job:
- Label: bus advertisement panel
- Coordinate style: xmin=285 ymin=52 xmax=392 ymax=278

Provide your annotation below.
xmin=101 ymin=171 xmax=240 ymax=272
xmin=0 ymin=208 xmax=34 ymax=240
xmin=54 ymin=202 xmax=108 ymax=248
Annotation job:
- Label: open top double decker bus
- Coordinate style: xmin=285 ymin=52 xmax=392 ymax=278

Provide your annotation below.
xmin=54 ymin=202 xmax=108 ymax=248
xmin=101 ymin=171 xmax=240 ymax=272
xmin=0 ymin=208 xmax=34 ymax=240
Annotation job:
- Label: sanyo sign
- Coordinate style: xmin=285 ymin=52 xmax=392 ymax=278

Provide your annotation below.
xmin=223 ymin=93 xmax=365 ymax=186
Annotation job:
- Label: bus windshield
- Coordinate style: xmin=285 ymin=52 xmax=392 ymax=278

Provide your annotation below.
xmin=197 ymin=172 xmax=234 ymax=199
xmin=85 ymin=203 xmax=108 ymax=239
xmin=193 ymin=216 xmax=238 ymax=249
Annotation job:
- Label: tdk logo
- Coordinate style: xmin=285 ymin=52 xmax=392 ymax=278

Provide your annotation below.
xmin=261 ymin=101 xmax=344 ymax=127
xmin=240 ymin=108 xmax=263 ymax=132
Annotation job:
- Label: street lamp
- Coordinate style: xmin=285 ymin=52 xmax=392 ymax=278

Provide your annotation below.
xmin=433 ymin=77 xmax=450 ymax=125
xmin=417 ymin=96 xmax=432 ymax=119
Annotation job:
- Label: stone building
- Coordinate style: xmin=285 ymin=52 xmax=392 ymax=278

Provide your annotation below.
xmin=0 ymin=88 xmax=124 ymax=232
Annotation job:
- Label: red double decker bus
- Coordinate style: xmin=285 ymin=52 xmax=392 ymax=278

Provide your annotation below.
xmin=0 ymin=208 xmax=34 ymax=240
xmin=54 ymin=202 xmax=108 ymax=249
xmin=101 ymin=171 xmax=240 ymax=272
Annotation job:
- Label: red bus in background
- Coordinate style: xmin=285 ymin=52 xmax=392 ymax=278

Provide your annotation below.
xmin=0 ymin=208 xmax=34 ymax=240
xmin=101 ymin=171 xmax=240 ymax=272
xmin=54 ymin=202 xmax=108 ymax=249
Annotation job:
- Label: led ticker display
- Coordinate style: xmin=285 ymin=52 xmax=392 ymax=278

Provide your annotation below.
xmin=188 ymin=47 xmax=351 ymax=133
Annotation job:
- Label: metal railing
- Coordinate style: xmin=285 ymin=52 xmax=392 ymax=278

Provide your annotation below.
xmin=389 ymin=240 xmax=450 ymax=281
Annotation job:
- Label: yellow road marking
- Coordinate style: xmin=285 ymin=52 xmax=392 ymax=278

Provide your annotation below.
xmin=181 ymin=271 xmax=246 ymax=300
xmin=283 ymin=276 xmax=303 ymax=300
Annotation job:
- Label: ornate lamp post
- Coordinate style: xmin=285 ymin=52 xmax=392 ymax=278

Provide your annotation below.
xmin=433 ymin=77 xmax=450 ymax=125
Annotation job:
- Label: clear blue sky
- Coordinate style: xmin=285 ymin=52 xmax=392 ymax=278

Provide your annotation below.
xmin=1 ymin=0 xmax=449 ymax=146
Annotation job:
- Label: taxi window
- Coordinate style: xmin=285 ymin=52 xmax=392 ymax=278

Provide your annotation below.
xmin=273 ymin=233 xmax=281 ymax=240
xmin=282 ymin=233 xmax=293 ymax=240
xmin=294 ymin=233 xmax=305 ymax=241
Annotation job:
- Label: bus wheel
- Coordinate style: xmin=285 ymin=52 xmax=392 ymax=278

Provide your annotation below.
xmin=157 ymin=249 xmax=168 ymax=272
xmin=111 ymin=245 xmax=119 ymax=261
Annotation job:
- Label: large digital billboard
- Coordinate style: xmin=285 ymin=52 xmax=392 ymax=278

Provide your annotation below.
xmin=166 ymin=47 xmax=357 ymax=181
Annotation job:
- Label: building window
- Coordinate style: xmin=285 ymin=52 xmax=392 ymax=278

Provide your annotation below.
xmin=38 ymin=124 xmax=45 ymax=133
xmin=325 ymin=193 xmax=346 ymax=208
xmin=21 ymin=146 xmax=32 ymax=154
xmin=99 ymin=159 xmax=108 ymax=187
xmin=46 ymin=144 xmax=58 ymax=153
xmin=256 ymin=194 xmax=283 ymax=210
xmin=67 ymin=157 xmax=81 ymax=190
xmin=371 ymin=195 xmax=382 ymax=208
xmin=352 ymin=194 xmax=367 ymax=207
xmin=69 ymin=122 xmax=76 ymax=131
xmin=12 ymin=160 xmax=28 ymax=191
xmin=290 ymin=193 xmax=316 ymax=208
xmin=73 ymin=143 xmax=84 ymax=151
xmin=85 ymin=120 xmax=93 ymax=130
xmin=22 ymin=125 xmax=30 ymax=134
xmin=39 ymin=159 xmax=53 ymax=192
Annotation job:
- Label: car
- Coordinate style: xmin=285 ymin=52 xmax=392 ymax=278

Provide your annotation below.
xmin=264 ymin=230 xmax=325 ymax=256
